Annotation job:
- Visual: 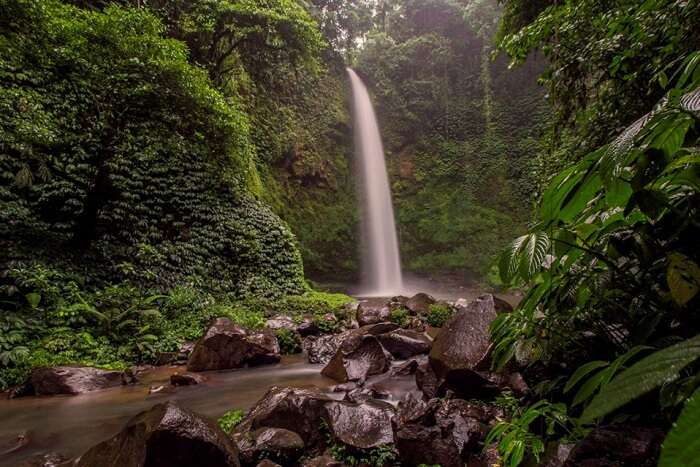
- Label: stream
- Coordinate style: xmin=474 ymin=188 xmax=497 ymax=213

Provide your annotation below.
xmin=0 ymin=355 xmax=335 ymax=466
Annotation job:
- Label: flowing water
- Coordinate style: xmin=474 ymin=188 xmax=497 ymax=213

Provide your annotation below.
xmin=0 ymin=356 xmax=335 ymax=466
xmin=347 ymin=68 xmax=404 ymax=297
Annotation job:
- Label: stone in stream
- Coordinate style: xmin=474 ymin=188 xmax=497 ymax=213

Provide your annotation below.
xmin=321 ymin=334 xmax=390 ymax=383
xmin=324 ymin=399 xmax=395 ymax=449
xmin=234 ymin=387 xmax=335 ymax=449
xmin=76 ymin=400 xmax=240 ymax=467
xmin=296 ymin=316 xmax=320 ymax=336
xmin=301 ymin=455 xmax=344 ymax=467
xmin=405 ymin=292 xmax=436 ymax=314
xmin=392 ymin=394 xmax=501 ymax=467
xmin=29 ymin=366 xmax=135 ymax=396
xmin=304 ymin=323 xmax=399 ymax=365
xmin=265 ymin=315 xmax=296 ymax=332
xmin=170 ymin=372 xmax=205 ymax=386
xmin=187 ymin=318 xmax=280 ymax=372
xmin=18 ymin=452 xmax=71 ymax=467
xmin=376 ymin=328 xmax=432 ymax=359
xmin=419 ymin=294 xmax=499 ymax=398
xmin=355 ymin=302 xmax=390 ymax=326
xmin=237 ymin=427 xmax=304 ymax=465
xmin=256 ymin=460 xmax=281 ymax=467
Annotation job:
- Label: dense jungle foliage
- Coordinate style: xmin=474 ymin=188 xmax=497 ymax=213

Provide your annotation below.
xmin=487 ymin=0 xmax=700 ymax=465
xmin=0 ymin=0 xmax=354 ymax=389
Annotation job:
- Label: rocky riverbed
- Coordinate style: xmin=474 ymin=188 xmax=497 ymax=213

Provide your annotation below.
xmin=0 ymin=292 xmax=663 ymax=466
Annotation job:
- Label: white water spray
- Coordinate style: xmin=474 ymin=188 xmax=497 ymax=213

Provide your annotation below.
xmin=347 ymin=68 xmax=404 ymax=296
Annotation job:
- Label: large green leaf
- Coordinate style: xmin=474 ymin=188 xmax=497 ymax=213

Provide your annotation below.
xmin=581 ymin=334 xmax=700 ymax=423
xmin=667 ymin=252 xmax=700 ymax=306
xmin=659 ymin=388 xmax=700 ymax=467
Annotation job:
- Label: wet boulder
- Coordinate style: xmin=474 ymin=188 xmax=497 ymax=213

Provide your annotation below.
xmin=405 ymin=293 xmax=436 ymax=315
xmin=76 ymin=401 xmax=240 ymax=467
xmin=321 ymin=334 xmax=390 ymax=383
xmin=238 ymin=427 xmax=304 ymax=465
xmin=304 ymin=333 xmax=345 ymax=365
xmin=392 ymin=396 xmax=500 ymax=467
xmin=187 ymin=318 xmax=280 ymax=372
xmin=234 ymin=387 xmax=334 ymax=449
xmin=265 ymin=316 xmax=296 ymax=332
xmin=324 ymin=399 xmax=395 ymax=449
xmin=301 ymin=455 xmax=344 ymax=467
xmin=19 ymin=453 xmax=70 ymax=467
xmin=377 ymin=329 xmax=432 ymax=359
xmin=297 ymin=317 xmax=320 ymax=337
xmin=423 ymin=294 xmax=498 ymax=397
xmin=356 ymin=303 xmax=390 ymax=326
xmin=563 ymin=425 xmax=664 ymax=467
xmin=256 ymin=460 xmax=281 ymax=467
xmin=390 ymin=356 xmax=426 ymax=377
xmin=305 ymin=323 xmax=399 ymax=365
xmin=170 ymin=372 xmax=205 ymax=386
xmin=30 ymin=366 xmax=133 ymax=396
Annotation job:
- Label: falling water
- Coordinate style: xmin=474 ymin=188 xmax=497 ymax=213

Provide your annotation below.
xmin=347 ymin=68 xmax=404 ymax=296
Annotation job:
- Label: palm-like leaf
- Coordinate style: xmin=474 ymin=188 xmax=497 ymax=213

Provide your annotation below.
xmin=581 ymin=334 xmax=700 ymax=423
xmin=659 ymin=388 xmax=700 ymax=467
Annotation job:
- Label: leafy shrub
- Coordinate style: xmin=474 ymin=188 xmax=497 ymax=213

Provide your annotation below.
xmin=275 ymin=328 xmax=302 ymax=354
xmin=426 ymin=303 xmax=454 ymax=327
xmin=218 ymin=409 xmax=245 ymax=434
xmin=389 ymin=307 xmax=410 ymax=327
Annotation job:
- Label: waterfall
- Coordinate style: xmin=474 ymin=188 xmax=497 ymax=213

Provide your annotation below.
xmin=347 ymin=68 xmax=404 ymax=296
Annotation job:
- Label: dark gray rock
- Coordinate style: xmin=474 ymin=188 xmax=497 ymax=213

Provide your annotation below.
xmin=321 ymin=334 xmax=390 ymax=383
xmin=238 ymin=427 xmax=304 ymax=465
xmin=265 ymin=316 xmax=296 ymax=331
xmin=356 ymin=303 xmax=390 ymax=326
xmin=324 ymin=399 xmax=395 ymax=449
xmin=297 ymin=317 xmax=320 ymax=337
xmin=392 ymin=396 xmax=500 ymax=467
xmin=563 ymin=425 xmax=664 ymax=467
xmin=377 ymin=329 xmax=432 ymax=359
xmin=30 ymin=366 xmax=133 ymax=396
xmin=76 ymin=401 xmax=240 ymax=467
xmin=405 ymin=293 xmax=436 ymax=314
xmin=170 ymin=372 xmax=205 ymax=386
xmin=301 ymin=455 xmax=344 ymax=467
xmin=234 ymin=387 xmax=334 ymax=449
xmin=187 ymin=318 xmax=280 ymax=371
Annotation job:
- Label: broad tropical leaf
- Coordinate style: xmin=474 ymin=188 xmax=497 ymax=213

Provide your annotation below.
xmin=659 ymin=388 xmax=700 ymax=467
xmin=581 ymin=334 xmax=700 ymax=423
xmin=667 ymin=252 xmax=700 ymax=306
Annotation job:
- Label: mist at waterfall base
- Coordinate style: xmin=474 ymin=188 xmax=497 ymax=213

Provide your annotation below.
xmin=347 ymin=68 xmax=404 ymax=297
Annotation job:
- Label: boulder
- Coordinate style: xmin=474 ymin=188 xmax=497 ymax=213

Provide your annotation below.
xmin=305 ymin=323 xmax=399 ymax=365
xmin=563 ymin=425 xmax=664 ymax=467
xmin=256 ymin=461 xmax=281 ymax=467
xmin=405 ymin=293 xmax=436 ymax=314
xmin=392 ymin=395 xmax=500 ymax=467
xmin=377 ymin=329 xmax=432 ymax=359
xmin=266 ymin=316 xmax=296 ymax=332
xmin=390 ymin=356 xmax=426 ymax=377
xmin=343 ymin=387 xmax=390 ymax=403
xmin=297 ymin=317 xmax=320 ymax=337
xmin=429 ymin=295 xmax=497 ymax=377
xmin=324 ymin=399 xmax=395 ymax=449
xmin=234 ymin=387 xmax=334 ymax=449
xmin=19 ymin=453 xmax=70 ymax=467
xmin=321 ymin=335 xmax=390 ymax=383
xmin=30 ymin=366 xmax=133 ymax=396
xmin=76 ymin=401 xmax=240 ymax=467
xmin=356 ymin=303 xmax=390 ymax=326
xmin=170 ymin=372 xmax=205 ymax=386
xmin=238 ymin=427 xmax=304 ymax=465
xmin=304 ymin=333 xmax=344 ymax=365
xmin=301 ymin=455 xmax=344 ymax=467
xmin=187 ymin=318 xmax=280 ymax=372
